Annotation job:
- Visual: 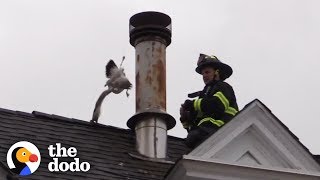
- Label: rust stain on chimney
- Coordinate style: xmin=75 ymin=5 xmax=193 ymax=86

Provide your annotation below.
xmin=136 ymin=72 xmax=141 ymax=111
xmin=136 ymin=98 xmax=141 ymax=111
xmin=156 ymin=46 xmax=162 ymax=54
xmin=145 ymin=69 xmax=152 ymax=85
xmin=145 ymin=47 xmax=151 ymax=59
xmin=153 ymin=60 xmax=166 ymax=109
xmin=151 ymin=42 xmax=155 ymax=57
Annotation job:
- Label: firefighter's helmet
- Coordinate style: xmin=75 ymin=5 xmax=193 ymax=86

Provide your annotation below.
xmin=195 ymin=53 xmax=233 ymax=80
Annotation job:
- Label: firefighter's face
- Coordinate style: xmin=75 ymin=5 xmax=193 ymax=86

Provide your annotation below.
xmin=201 ymin=66 xmax=217 ymax=84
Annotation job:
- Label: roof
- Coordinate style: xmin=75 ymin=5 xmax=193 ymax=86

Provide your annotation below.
xmin=0 ymin=108 xmax=190 ymax=180
xmin=166 ymin=99 xmax=320 ymax=180
xmin=246 ymin=99 xmax=320 ymax=165
xmin=1 ymin=99 xmax=319 ymax=179
xmin=314 ymin=155 xmax=320 ymax=164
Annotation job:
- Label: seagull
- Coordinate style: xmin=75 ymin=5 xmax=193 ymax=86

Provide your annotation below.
xmin=91 ymin=57 xmax=132 ymax=123
xmin=104 ymin=56 xmax=132 ymax=95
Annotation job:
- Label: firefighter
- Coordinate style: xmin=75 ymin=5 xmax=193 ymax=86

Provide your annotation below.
xmin=180 ymin=53 xmax=239 ymax=148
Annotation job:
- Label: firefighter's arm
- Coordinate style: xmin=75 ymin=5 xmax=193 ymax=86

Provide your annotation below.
xmin=195 ymin=83 xmax=236 ymax=116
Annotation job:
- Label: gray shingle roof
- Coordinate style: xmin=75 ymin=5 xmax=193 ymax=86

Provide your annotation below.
xmin=1 ymin=99 xmax=319 ymax=179
xmin=0 ymin=108 xmax=190 ymax=180
xmin=314 ymin=155 xmax=320 ymax=164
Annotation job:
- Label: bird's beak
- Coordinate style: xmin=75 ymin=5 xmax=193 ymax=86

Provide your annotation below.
xmin=29 ymin=154 xmax=38 ymax=162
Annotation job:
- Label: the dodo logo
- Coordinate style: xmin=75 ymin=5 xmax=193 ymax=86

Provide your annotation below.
xmin=7 ymin=141 xmax=41 ymax=176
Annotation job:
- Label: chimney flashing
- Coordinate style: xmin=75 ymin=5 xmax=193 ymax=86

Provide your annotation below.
xmin=128 ymin=152 xmax=175 ymax=164
xmin=127 ymin=108 xmax=176 ymax=130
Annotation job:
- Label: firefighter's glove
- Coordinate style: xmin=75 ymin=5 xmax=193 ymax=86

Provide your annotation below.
xmin=180 ymin=105 xmax=185 ymax=117
xmin=180 ymin=105 xmax=189 ymax=123
xmin=180 ymin=104 xmax=191 ymax=129
xmin=183 ymin=99 xmax=194 ymax=112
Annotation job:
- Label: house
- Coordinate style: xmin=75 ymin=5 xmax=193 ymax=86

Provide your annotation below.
xmin=1 ymin=99 xmax=320 ymax=179
xmin=166 ymin=99 xmax=320 ymax=180
xmin=1 ymin=11 xmax=320 ymax=179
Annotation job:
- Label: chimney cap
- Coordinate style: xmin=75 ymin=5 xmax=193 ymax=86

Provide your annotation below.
xmin=129 ymin=11 xmax=172 ymax=46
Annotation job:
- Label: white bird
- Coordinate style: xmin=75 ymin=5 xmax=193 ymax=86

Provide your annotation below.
xmin=91 ymin=57 xmax=132 ymax=123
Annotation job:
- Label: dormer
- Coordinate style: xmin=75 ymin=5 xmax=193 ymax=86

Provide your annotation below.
xmin=166 ymin=99 xmax=320 ymax=179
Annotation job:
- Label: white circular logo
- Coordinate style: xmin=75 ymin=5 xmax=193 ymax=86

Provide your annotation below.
xmin=7 ymin=141 xmax=41 ymax=176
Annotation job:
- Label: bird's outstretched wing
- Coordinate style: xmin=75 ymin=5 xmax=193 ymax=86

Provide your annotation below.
xmin=91 ymin=88 xmax=113 ymax=123
xmin=106 ymin=60 xmax=118 ymax=78
xmin=91 ymin=57 xmax=132 ymax=124
xmin=105 ymin=59 xmax=132 ymax=90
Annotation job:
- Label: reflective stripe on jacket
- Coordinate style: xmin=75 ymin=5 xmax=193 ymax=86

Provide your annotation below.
xmin=192 ymin=80 xmax=238 ymax=129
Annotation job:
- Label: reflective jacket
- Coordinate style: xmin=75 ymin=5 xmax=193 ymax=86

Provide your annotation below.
xmin=183 ymin=80 xmax=238 ymax=130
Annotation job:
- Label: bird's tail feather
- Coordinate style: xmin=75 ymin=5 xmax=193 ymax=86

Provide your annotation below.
xmin=120 ymin=56 xmax=125 ymax=68
xmin=91 ymin=88 xmax=113 ymax=123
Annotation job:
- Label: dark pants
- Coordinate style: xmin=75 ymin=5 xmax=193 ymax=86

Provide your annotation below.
xmin=185 ymin=126 xmax=219 ymax=148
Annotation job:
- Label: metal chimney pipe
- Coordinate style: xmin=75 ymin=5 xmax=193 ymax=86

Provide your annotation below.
xmin=127 ymin=11 xmax=176 ymax=159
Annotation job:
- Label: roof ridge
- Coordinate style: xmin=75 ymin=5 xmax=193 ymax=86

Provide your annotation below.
xmin=0 ymin=106 xmax=130 ymax=132
xmin=0 ymin=107 xmax=17 ymax=115
xmin=0 ymin=106 xmax=188 ymax=140
xmin=168 ymin=134 xmax=185 ymax=141
xmin=31 ymin=110 xmax=134 ymax=131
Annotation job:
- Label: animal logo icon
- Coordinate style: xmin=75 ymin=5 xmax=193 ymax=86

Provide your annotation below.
xmin=7 ymin=141 xmax=41 ymax=176
xmin=91 ymin=56 xmax=132 ymax=123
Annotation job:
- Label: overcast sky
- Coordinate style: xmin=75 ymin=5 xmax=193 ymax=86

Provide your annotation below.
xmin=1 ymin=0 xmax=320 ymax=154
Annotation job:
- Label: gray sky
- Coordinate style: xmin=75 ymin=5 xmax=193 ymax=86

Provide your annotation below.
xmin=1 ymin=0 xmax=320 ymax=154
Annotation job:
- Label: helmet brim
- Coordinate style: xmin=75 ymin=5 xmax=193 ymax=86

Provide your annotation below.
xmin=195 ymin=61 xmax=233 ymax=80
